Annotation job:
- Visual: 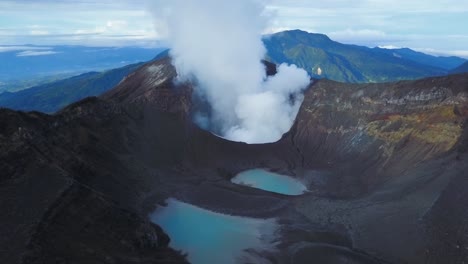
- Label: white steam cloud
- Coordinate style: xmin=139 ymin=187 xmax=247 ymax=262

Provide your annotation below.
xmin=149 ymin=0 xmax=310 ymax=143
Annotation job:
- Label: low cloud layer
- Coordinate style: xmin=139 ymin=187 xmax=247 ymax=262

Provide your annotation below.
xmin=149 ymin=0 xmax=310 ymax=143
xmin=16 ymin=50 xmax=60 ymax=57
xmin=0 ymin=45 xmax=52 ymax=53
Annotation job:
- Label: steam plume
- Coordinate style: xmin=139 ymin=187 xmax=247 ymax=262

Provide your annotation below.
xmin=149 ymin=0 xmax=310 ymax=143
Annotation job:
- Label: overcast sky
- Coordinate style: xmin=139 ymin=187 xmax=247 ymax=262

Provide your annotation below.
xmin=1 ymin=0 xmax=468 ymax=57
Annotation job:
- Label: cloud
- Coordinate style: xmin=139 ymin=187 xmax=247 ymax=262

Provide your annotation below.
xmin=16 ymin=50 xmax=60 ymax=56
xmin=0 ymin=45 xmax=52 ymax=52
xmin=413 ymin=48 xmax=468 ymax=59
xmin=106 ymin=20 xmax=128 ymax=29
xmin=30 ymin=30 xmax=49 ymax=35
xmin=0 ymin=0 xmax=157 ymax=46
xmin=327 ymin=29 xmax=402 ymax=46
xmin=329 ymin=29 xmax=387 ymax=39
xmin=0 ymin=0 xmax=467 ymax=55
xmin=378 ymin=45 xmax=401 ymax=49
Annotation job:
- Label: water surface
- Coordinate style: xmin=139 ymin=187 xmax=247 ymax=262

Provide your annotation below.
xmin=150 ymin=198 xmax=277 ymax=264
xmin=231 ymin=169 xmax=307 ymax=195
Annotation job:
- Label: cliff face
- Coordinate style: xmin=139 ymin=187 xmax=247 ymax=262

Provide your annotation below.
xmin=1 ymin=57 xmax=467 ymax=264
xmin=290 ymin=75 xmax=467 ymax=196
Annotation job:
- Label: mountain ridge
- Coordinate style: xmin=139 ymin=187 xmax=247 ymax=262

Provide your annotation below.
xmin=1 ymin=31 xmax=466 ymax=114
xmin=264 ymin=29 xmax=465 ymax=83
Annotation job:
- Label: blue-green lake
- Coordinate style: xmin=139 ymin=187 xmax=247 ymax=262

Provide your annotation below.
xmin=150 ymin=198 xmax=277 ymax=264
xmin=231 ymin=169 xmax=307 ymax=195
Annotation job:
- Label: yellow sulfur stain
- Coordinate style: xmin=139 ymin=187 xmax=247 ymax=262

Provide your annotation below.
xmin=366 ymin=106 xmax=462 ymax=153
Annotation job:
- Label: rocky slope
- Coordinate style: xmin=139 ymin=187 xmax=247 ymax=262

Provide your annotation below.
xmin=1 ymin=56 xmax=467 ymax=263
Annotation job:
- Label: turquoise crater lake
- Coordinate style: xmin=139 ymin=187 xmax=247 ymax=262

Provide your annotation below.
xmin=231 ymin=169 xmax=307 ymax=195
xmin=150 ymin=198 xmax=278 ymax=264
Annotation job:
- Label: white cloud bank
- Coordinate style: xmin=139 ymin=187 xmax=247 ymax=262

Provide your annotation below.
xmin=149 ymin=0 xmax=310 ymax=143
xmin=0 ymin=45 xmax=52 ymax=53
xmin=0 ymin=45 xmax=60 ymax=56
xmin=16 ymin=50 xmax=60 ymax=57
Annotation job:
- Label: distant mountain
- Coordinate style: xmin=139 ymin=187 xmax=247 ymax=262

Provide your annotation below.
xmin=0 ymin=45 xmax=165 ymax=92
xmin=0 ymin=62 xmax=143 ymax=113
xmin=373 ymin=47 xmax=466 ymax=70
xmin=450 ymin=61 xmax=468 ymax=74
xmin=263 ymin=30 xmax=452 ymax=83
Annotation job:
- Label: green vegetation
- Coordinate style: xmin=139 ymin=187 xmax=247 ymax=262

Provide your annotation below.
xmin=264 ymin=30 xmax=448 ymax=83
xmin=0 ymin=73 xmax=78 ymax=93
xmin=0 ymin=62 xmax=143 ymax=113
